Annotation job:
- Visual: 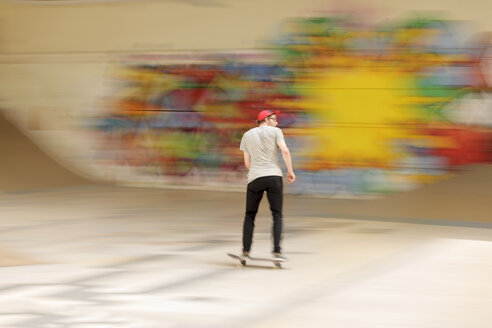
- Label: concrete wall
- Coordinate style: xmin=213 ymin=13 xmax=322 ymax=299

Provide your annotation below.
xmin=1 ymin=0 xmax=490 ymax=127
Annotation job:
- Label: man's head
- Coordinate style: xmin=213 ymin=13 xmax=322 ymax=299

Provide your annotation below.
xmin=256 ymin=110 xmax=279 ymax=127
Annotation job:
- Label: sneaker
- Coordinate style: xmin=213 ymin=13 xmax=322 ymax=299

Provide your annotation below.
xmin=272 ymin=252 xmax=286 ymax=261
xmin=240 ymin=252 xmax=250 ymax=260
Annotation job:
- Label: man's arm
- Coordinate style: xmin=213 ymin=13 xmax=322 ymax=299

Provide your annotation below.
xmin=243 ymin=151 xmax=250 ymax=170
xmin=277 ymin=139 xmax=296 ymax=184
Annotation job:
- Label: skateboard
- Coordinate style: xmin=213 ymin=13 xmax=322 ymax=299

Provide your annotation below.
xmin=227 ymin=253 xmax=285 ymax=268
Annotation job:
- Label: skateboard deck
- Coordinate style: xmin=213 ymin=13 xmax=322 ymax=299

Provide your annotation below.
xmin=227 ymin=253 xmax=285 ymax=268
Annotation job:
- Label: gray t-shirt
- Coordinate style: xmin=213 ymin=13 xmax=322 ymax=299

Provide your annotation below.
xmin=240 ymin=126 xmax=285 ymax=183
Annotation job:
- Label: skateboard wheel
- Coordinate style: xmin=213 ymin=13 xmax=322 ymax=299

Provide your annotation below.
xmin=240 ymin=260 xmax=246 ymax=266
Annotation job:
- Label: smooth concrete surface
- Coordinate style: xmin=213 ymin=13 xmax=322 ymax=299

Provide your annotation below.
xmin=0 ymin=112 xmax=92 ymax=192
xmin=1 ymin=185 xmax=492 ymax=328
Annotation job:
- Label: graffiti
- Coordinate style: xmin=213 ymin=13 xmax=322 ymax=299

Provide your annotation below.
xmin=92 ymin=14 xmax=492 ymax=196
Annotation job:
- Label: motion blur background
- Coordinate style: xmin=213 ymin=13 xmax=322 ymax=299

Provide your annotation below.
xmin=0 ymin=0 xmax=491 ymax=327
xmin=0 ymin=0 xmax=490 ymax=196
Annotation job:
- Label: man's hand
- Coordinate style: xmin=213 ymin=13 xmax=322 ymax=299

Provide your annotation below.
xmin=287 ymin=171 xmax=296 ymax=184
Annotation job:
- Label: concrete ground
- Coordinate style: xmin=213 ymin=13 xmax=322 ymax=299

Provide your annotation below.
xmin=1 ymin=185 xmax=492 ymax=328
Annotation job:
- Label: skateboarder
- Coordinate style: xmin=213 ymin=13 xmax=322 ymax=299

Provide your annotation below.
xmin=239 ymin=110 xmax=295 ymax=261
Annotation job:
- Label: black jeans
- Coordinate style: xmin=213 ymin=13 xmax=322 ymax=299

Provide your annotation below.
xmin=243 ymin=175 xmax=283 ymax=254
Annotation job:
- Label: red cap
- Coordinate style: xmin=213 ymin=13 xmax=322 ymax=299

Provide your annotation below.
xmin=257 ymin=110 xmax=280 ymax=122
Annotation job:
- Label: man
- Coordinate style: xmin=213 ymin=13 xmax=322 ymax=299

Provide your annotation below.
xmin=239 ymin=109 xmax=295 ymax=260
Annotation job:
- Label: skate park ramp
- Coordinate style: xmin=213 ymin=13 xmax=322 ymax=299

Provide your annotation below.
xmin=0 ymin=111 xmax=92 ymax=192
xmin=376 ymin=165 xmax=492 ymax=223
xmin=286 ymin=164 xmax=492 ymax=225
xmin=1 ymin=108 xmax=490 ymax=224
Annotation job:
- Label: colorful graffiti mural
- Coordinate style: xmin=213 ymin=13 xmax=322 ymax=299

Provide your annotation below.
xmin=92 ymin=14 xmax=492 ymax=196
